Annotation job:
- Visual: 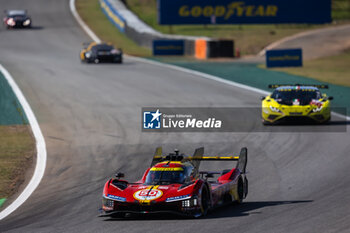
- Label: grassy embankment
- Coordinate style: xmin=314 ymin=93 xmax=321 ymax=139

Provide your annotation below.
xmin=0 ymin=126 xmax=35 ymax=208
xmin=270 ymin=49 xmax=350 ymax=87
xmin=269 ymin=0 xmax=350 ymax=87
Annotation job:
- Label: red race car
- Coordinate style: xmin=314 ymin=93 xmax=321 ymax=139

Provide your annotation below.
xmin=100 ymin=147 xmax=248 ymax=218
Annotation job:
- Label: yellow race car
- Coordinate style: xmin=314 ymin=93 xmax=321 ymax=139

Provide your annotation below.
xmin=261 ymin=84 xmax=333 ymax=124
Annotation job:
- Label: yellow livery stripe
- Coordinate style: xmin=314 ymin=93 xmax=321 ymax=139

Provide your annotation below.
xmin=150 ymin=167 xmax=184 ymax=171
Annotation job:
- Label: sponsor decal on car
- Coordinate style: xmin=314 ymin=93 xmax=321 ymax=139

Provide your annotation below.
xmin=165 ymin=194 xmax=191 ymax=202
xmin=107 ymin=194 xmax=126 ymax=202
xmin=134 ymin=189 xmax=163 ymax=201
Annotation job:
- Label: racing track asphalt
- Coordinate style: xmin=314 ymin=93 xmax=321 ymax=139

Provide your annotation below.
xmin=0 ymin=0 xmax=350 ymax=232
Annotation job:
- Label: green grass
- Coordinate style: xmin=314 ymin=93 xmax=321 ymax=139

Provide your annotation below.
xmin=126 ymin=0 xmax=350 ymax=55
xmin=333 ymin=0 xmax=350 ymax=20
xmin=76 ymin=0 xmax=151 ymax=56
xmin=0 ymin=126 xmax=35 ymax=200
xmin=264 ymin=49 xmax=350 ymax=87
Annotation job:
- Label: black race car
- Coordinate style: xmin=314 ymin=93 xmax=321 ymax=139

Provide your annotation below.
xmin=80 ymin=42 xmax=123 ymax=64
xmin=3 ymin=10 xmax=32 ymax=29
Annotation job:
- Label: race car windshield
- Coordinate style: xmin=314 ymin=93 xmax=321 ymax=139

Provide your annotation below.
xmin=145 ymin=171 xmax=185 ymax=185
xmin=271 ymin=90 xmax=321 ymax=105
xmin=92 ymin=44 xmax=114 ymax=52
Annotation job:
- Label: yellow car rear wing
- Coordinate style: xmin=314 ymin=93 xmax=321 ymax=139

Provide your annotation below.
xmin=268 ymin=84 xmax=328 ymax=89
xmin=151 ymin=147 xmax=248 ymax=174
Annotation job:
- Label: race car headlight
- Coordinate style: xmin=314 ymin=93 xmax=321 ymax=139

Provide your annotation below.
xmin=23 ymin=19 xmax=31 ymax=26
xmin=102 ymin=197 xmax=114 ymax=208
xmin=85 ymin=52 xmax=91 ymax=58
xmin=270 ymin=106 xmax=282 ymax=113
xmin=111 ymin=49 xmax=120 ymax=54
xmin=312 ymin=106 xmax=323 ymax=112
xmin=182 ymin=200 xmax=190 ymax=207
xmin=182 ymin=197 xmax=198 ymax=207
xmin=7 ymin=18 xmax=15 ymax=26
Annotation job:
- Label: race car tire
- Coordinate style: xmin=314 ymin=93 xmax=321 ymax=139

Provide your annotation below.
xmin=244 ymin=177 xmax=248 ymax=198
xmin=262 ymin=119 xmax=271 ymax=125
xmin=236 ymin=178 xmax=244 ymax=204
xmin=323 ymin=116 xmax=331 ymax=125
xmin=199 ymin=186 xmax=210 ymax=217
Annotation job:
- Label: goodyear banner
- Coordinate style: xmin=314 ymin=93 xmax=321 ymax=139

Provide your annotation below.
xmin=158 ymin=0 xmax=331 ymax=24
xmin=153 ymin=40 xmax=184 ymax=55
xmin=266 ymin=49 xmax=303 ymax=68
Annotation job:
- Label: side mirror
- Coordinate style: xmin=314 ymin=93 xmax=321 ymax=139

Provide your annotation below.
xmin=115 ymin=172 xmax=124 ymax=179
xmin=328 ymin=96 xmax=334 ymax=100
xmin=260 ymin=96 xmax=265 ymax=101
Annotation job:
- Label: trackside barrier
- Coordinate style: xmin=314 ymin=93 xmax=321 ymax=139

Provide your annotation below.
xmin=195 ymin=39 xmax=207 ymax=59
xmin=266 ymin=48 xmax=303 ymax=68
xmin=208 ymin=40 xmax=234 ymax=58
xmin=99 ymin=0 xmax=235 ymax=59
xmin=99 ymin=0 xmax=126 ymax=33
xmin=153 ymin=40 xmax=185 ymax=56
xmin=195 ymin=39 xmax=235 ymax=59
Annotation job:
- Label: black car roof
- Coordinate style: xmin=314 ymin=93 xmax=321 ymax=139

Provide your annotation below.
xmin=92 ymin=44 xmax=114 ymax=50
xmin=7 ymin=10 xmax=27 ymax=16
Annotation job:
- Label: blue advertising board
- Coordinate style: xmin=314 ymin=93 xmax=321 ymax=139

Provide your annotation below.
xmin=266 ymin=49 xmax=303 ymax=68
xmin=158 ymin=0 xmax=331 ymax=25
xmin=153 ymin=40 xmax=184 ymax=56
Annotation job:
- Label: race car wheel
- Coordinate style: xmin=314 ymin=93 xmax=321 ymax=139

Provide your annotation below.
xmin=237 ymin=178 xmax=244 ymax=204
xmin=244 ymin=177 xmax=248 ymax=198
xmin=94 ymin=58 xmax=99 ymax=64
xmin=323 ymin=116 xmax=331 ymax=125
xmin=200 ymin=186 xmax=210 ymax=216
xmin=262 ymin=119 xmax=271 ymax=125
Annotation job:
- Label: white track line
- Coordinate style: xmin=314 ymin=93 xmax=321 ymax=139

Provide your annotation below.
xmin=70 ymin=0 xmax=101 ymax=43
xmin=0 ymin=66 xmax=47 ymax=220
xmin=70 ymin=0 xmax=350 ymax=121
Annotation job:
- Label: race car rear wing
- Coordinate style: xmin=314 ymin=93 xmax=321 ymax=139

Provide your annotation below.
xmin=268 ymin=84 xmax=328 ymax=89
xmin=150 ymin=147 xmax=247 ymax=174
